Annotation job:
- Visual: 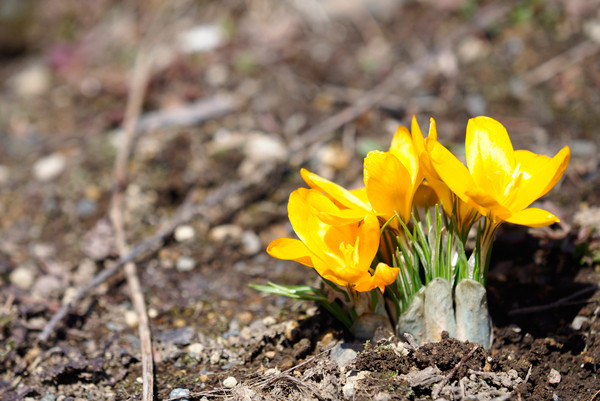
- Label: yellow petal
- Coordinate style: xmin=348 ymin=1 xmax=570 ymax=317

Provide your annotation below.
xmin=364 ymin=151 xmax=413 ymax=222
xmin=353 ymin=263 xmax=399 ymax=293
xmin=511 ymin=146 xmax=570 ymax=211
xmin=466 ymin=116 xmax=516 ymax=198
xmin=413 ymin=182 xmax=440 ymax=209
xmin=504 ymin=208 xmax=560 ymax=227
xmin=389 ymin=126 xmax=419 ymax=184
xmin=300 ymin=168 xmax=369 ymax=212
xmin=428 ymin=141 xmax=477 ymax=206
xmin=267 ymin=238 xmax=314 ymax=267
xmin=356 ymin=213 xmax=382 ymax=268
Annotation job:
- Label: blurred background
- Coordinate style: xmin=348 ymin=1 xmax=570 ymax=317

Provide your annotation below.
xmin=1 ymin=0 xmax=600 ymax=397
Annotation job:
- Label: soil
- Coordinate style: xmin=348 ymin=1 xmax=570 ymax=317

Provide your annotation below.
xmin=1 ymin=1 xmax=600 ymax=400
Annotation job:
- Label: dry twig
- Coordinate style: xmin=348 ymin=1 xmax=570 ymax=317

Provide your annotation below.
xmin=432 ymin=345 xmax=479 ymax=399
xmin=509 ymin=284 xmax=600 ymax=316
xmin=109 ymin=49 xmax=155 ymax=401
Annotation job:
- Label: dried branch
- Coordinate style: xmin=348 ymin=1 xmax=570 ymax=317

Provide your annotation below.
xmin=432 ymin=345 xmax=479 ymax=399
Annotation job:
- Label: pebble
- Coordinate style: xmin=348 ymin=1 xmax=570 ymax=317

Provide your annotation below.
xmin=9 ymin=62 xmax=51 ymax=98
xmin=264 ymin=367 xmax=279 ymax=376
xmin=169 ymin=388 xmax=190 ymax=401
xmin=548 ymin=368 xmax=561 ymax=384
xmin=178 ymin=24 xmax=224 ymax=54
xmin=176 ymin=256 xmax=196 ymax=272
xmin=9 ymin=265 xmax=36 ymax=290
xmin=33 ymin=153 xmax=66 ymax=182
xmin=174 ymin=225 xmax=195 ymax=242
xmin=209 ymin=224 xmax=242 ymax=242
xmin=571 ymin=316 xmax=589 ymax=331
xmin=240 ymin=231 xmax=261 ymax=255
xmin=76 ymin=198 xmax=97 ymax=217
xmin=155 ymin=327 xmax=195 ymax=345
xmin=187 ymin=343 xmax=205 ymax=358
xmin=125 ymin=310 xmax=139 ymax=328
xmin=330 ymin=342 xmax=361 ymax=369
xmin=31 ymin=275 xmax=62 ymax=298
xmin=222 ymin=376 xmax=238 ymax=388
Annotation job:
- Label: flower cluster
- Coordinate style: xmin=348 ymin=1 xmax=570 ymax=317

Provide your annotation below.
xmin=256 ymin=116 xmax=570 ymax=339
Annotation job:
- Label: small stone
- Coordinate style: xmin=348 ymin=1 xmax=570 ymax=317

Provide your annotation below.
xmin=32 ymin=275 xmax=62 ymax=298
xmin=176 ymin=256 xmax=196 ymax=272
xmin=222 ymin=376 xmax=238 ymax=388
xmin=199 ymin=374 xmax=209 ymax=382
xmin=571 ymin=316 xmax=589 ymax=331
xmin=10 ymin=62 xmax=51 ymax=98
xmin=40 ymin=391 xmax=57 ymax=401
xmin=148 ymin=308 xmax=158 ymax=319
xmin=264 ymin=368 xmax=279 ymax=376
xmin=240 ymin=231 xmax=261 ymax=255
xmin=330 ymin=342 xmax=362 ymax=369
xmin=76 ymin=198 xmax=97 ymax=217
xmin=187 ymin=343 xmax=205 ymax=358
xmin=136 ymin=377 xmax=143 ymax=384
xmin=174 ymin=225 xmax=195 ymax=242
xmin=262 ymin=316 xmax=277 ymax=326
xmin=209 ymin=224 xmax=242 ymax=242
xmin=264 ymin=351 xmax=276 ymax=360
xmin=10 ymin=265 xmax=36 ymax=290
xmin=548 ymin=368 xmax=561 ymax=384
xmin=33 ymin=153 xmax=66 ymax=182
xmin=169 ymin=388 xmax=190 ymax=401
xmin=125 ymin=311 xmax=139 ymax=328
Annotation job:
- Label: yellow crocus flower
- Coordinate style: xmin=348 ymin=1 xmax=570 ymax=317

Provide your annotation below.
xmin=428 ymin=116 xmax=570 ymax=228
xmin=300 ymin=125 xmax=421 ymax=226
xmin=411 ymin=116 xmax=480 ymax=240
xmin=267 ymin=187 xmax=398 ymax=292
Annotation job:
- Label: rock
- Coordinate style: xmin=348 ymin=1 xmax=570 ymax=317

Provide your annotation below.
xmin=9 ymin=265 xmax=36 ymax=290
xmin=155 ymin=327 xmax=196 ymax=345
xmin=222 ymin=376 xmax=238 ymax=388
xmin=169 ymin=388 xmax=190 ymax=401
xmin=174 ymin=225 xmax=195 ymax=242
xmin=9 ymin=62 xmax=51 ymax=98
xmin=32 ymin=275 xmax=62 ymax=298
xmin=350 ymin=313 xmax=393 ymax=341
xmin=33 ymin=153 xmax=66 ymax=182
xmin=76 ymin=198 xmax=97 ymax=217
xmin=455 ymin=279 xmax=493 ymax=348
xmin=548 ymin=368 xmax=561 ymax=384
xmin=397 ymin=288 xmax=426 ymax=343
xmin=178 ymin=24 xmax=225 ymax=54
xmin=571 ymin=316 xmax=589 ymax=331
xmin=424 ymin=278 xmax=457 ymax=341
xmin=329 ymin=342 xmax=362 ymax=369
xmin=187 ymin=343 xmax=205 ymax=358
xmin=176 ymin=256 xmax=196 ymax=272
xmin=209 ymin=224 xmax=242 ymax=242
xmin=240 ymin=230 xmax=261 ymax=255
xmin=125 ymin=310 xmax=139 ymax=328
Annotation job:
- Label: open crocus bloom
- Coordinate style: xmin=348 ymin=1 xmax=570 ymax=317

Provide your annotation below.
xmin=300 ymin=126 xmax=421 ymax=226
xmin=428 ymin=116 xmax=570 ymax=227
xmin=411 ymin=116 xmax=480 ymax=240
xmin=267 ymin=187 xmax=399 ymax=292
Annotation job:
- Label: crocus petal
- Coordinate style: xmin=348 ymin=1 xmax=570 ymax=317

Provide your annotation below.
xmin=356 ymin=213 xmax=382 ymax=269
xmin=511 ymin=146 xmax=570 ymax=211
xmin=300 ymin=168 xmax=369 ymax=212
xmin=503 ymin=207 xmax=560 ymax=227
xmin=428 ymin=140 xmax=477 ymax=206
xmin=466 ymin=117 xmax=516 ymax=198
xmin=353 ymin=263 xmax=399 ymax=293
xmin=267 ymin=238 xmax=314 ymax=267
xmin=364 ymin=150 xmax=413 ymax=222
xmin=389 ymin=126 xmax=419 ymax=184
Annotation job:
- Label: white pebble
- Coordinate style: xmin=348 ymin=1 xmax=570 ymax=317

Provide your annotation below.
xmin=174 ymin=225 xmax=195 ymax=242
xmin=222 ymin=376 xmax=238 ymax=388
xmin=187 ymin=343 xmax=205 ymax=357
xmin=125 ymin=311 xmax=139 ymax=328
xmin=240 ymin=231 xmax=261 ymax=255
xmin=10 ymin=265 xmax=35 ymax=290
xmin=547 ymin=368 xmax=561 ymax=384
xmin=33 ymin=153 xmax=66 ymax=182
xmin=176 ymin=256 xmax=196 ymax=272
xmin=209 ymin=224 xmax=242 ymax=242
